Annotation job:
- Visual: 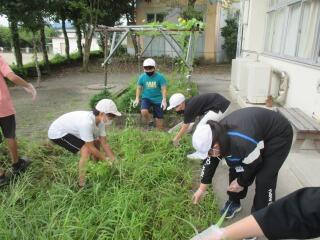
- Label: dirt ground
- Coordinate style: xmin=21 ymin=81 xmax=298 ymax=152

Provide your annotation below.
xmin=10 ymin=64 xmax=136 ymax=140
xmin=7 ymin=62 xmax=230 ymax=140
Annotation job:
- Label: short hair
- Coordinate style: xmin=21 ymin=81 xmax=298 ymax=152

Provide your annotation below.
xmin=92 ymin=108 xmax=100 ymax=116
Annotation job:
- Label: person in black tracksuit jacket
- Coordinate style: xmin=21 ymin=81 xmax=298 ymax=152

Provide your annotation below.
xmin=202 ymin=187 xmax=320 ymax=240
xmin=192 ymin=107 xmax=293 ymax=218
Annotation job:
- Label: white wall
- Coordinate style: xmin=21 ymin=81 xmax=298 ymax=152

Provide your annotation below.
xmin=52 ymin=31 xmax=100 ymax=55
xmin=259 ymin=56 xmax=320 ymax=119
xmin=237 ymin=0 xmax=320 ymax=119
xmin=241 ymin=0 xmax=268 ymax=52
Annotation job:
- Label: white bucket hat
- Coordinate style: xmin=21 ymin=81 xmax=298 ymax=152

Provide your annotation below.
xmin=189 ymin=124 xmax=213 ymax=159
xmin=95 ymin=99 xmax=121 ymax=116
xmin=167 ymin=93 xmax=185 ymax=110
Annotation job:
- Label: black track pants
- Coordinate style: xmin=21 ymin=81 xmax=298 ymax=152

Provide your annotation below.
xmin=228 ymin=127 xmax=293 ymax=211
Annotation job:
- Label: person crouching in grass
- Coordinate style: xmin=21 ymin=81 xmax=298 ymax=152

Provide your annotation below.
xmin=48 ymin=99 xmax=121 ymax=187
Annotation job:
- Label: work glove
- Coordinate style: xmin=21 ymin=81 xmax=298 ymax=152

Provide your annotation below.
xmin=23 ymin=83 xmax=37 ymax=100
xmin=172 ymin=139 xmax=180 ymax=147
xmin=227 ymin=178 xmax=244 ymax=193
xmin=132 ymin=98 xmax=139 ymax=108
xmin=161 ymin=98 xmax=167 ymax=110
xmin=192 ymin=188 xmax=205 ymax=204
xmin=191 ymin=225 xmax=224 ymax=240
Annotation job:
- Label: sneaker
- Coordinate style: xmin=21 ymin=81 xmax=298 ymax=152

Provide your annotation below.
xmin=12 ymin=157 xmax=31 ymax=175
xmin=148 ymin=120 xmax=154 ymax=127
xmin=0 ymin=175 xmax=10 ymax=187
xmin=220 ymin=200 xmax=242 ymax=219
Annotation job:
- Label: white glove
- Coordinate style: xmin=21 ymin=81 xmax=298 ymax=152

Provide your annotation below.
xmin=132 ymin=98 xmax=139 ymax=108
xmin=191 ymin=225 xmax=224 ymax=240
xmin=192 ymin=188 xmax=205 ymax=204
xmin=23 ymin=83 xmax=37 ymax=100
xmin=228 ymin=178 xmax=244 ymax=193
xmin=172 ymin=139 xmax=180 ymax=147
xmin=161 ymin=99 xmax=167 ymax=110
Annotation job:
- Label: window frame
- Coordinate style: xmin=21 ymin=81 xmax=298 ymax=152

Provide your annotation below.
xmin=146 ymin=12 xmax=166 ymax=23
xmin=263 ymin=0 xmax=320 ymax=66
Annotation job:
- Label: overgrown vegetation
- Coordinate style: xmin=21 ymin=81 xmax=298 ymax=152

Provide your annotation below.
xmin=0 ymin=25 xmax=57 ymax=48
xmin=89 ymin=72 xmax=198 ymax=113
xmin=10 ymin=51 xmax=103 ymax=79
xmin=0 ymin=128 xmax=219 ymax=239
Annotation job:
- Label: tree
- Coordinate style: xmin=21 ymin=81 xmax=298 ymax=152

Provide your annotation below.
xmin=69 ymin=0 xmax=129 ymax=72
xmin=0 ymin=1 xmax=24 ymax=67
xmin=40 ymin=23 xmax=50 ymax=73
xmin=50 ymin=0 xmax=72 ymax=60
xmin=18 ymin=0 xmax=51 ymax=86
xmin=221 ymin=17 xmax=238 ymax=62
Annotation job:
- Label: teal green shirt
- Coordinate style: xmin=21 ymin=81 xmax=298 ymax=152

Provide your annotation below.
xmin=137 ymin=72 xmax=167 ymax=104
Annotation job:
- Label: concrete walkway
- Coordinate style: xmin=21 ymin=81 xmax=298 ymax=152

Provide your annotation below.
xmin=193 ymin=66 xmax=320 ymax=237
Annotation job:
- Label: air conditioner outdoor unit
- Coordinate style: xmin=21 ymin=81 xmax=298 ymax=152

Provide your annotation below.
xmin=231 ymin=58 xmax=256 ymax=97
xmin=246 ymin=62 xmax=272 ymax=104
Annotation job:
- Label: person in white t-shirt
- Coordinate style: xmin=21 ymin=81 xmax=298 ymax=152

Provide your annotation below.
xmin=48 ymin=99 xmax=121 ymax=187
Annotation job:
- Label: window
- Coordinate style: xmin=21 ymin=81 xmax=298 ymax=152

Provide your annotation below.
xmin=297 ymin=0 xmax=320 ymax=59
xmin=284 ymin=3 xmax=301 ymax=56
xmin=146 ymin=13 xmax=166 ymax=23
xmin=265 ymin=0 xmax=320 ymax=65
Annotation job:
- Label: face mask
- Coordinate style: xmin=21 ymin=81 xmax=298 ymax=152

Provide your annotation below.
xmin=177 ymin=110 xmax=184 ymax=115
xmin=146 ymin=71 xmax=154 ymax=76
xmin=105 ymin=119 xmax=113 ymax=126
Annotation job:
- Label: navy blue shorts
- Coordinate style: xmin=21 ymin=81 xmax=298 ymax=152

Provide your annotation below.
xmin=140 ymin=98 xmax=164 ymax=119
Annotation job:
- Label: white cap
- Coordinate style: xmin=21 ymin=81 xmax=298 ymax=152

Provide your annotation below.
xmin=167 ymin=93 xmax=185 ymax=110
xmin=95 ymin=99 xmax=121 ymax=116
xmin=143 ymin=58 xmax=156 ymax=67
xmin=190 ymin=124 xmax=213 ymax=159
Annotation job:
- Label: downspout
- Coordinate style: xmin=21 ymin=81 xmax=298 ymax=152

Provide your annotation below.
xmin=271 ymin=69 xmax=289 ymax=105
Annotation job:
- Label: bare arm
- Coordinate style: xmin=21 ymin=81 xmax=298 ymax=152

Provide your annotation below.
xmin=99 ymin=136 xmax=115 ymax=160
xmin=135 ymin=85 xmax=142 ymax=101
xmin=220 ymin=215 xmax=264 ymax=239
xmin=6 ymin=72 xmax=29 ymax=88
xmin=85 ymin=141 xmax=105 ymax=160
xmin=173 ymin=123 xmax=190 ymax=142
xmin=161 ymin=86 xmax=167 ymax=101
xmin=6 ymin=72 xmax=37 ymax=100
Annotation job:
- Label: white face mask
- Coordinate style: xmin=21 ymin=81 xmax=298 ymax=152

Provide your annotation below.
xmin=104 ymin=119 xmax=113 ymax=126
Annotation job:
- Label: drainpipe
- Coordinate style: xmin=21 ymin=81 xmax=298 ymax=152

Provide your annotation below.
xmin=271 ymin=69 xmax=289 ymax=105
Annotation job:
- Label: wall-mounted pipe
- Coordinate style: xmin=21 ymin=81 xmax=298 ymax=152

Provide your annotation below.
xmin=271 ymin=69 xmax=289 ymax=105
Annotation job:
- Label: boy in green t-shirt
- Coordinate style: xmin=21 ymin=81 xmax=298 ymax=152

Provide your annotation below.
xmin=133 ymin=58 xmax=167 ymax=130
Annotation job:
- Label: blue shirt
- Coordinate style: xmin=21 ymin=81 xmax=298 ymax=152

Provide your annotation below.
xmin=137 ymin=72 xmax=167 ymax=104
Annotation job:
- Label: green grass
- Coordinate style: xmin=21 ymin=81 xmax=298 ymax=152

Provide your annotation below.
xmin=0 ymin=128 xmax=219 ymax=239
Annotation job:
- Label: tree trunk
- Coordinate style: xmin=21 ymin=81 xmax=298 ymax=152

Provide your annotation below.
xmin=188 ymin=0 xmax=197 ymax=7
xmin=61 ymin=17 xmax=70 ymax=60
xmin=8 ymin=18 xmax=23 ymax=67
xmin=82 ymin=28 xmax=94 ymax=72
xmin=74 ymin=22 xmax=83 ymax=59
xmin=32 ymin=32 xmax=41 ymax=87
xmin=40 ymin=25 xmax=50 ymax=73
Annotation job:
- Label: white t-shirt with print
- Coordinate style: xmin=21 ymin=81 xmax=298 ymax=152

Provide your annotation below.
xmin=48 ymin=111 xmax=106 ymax=142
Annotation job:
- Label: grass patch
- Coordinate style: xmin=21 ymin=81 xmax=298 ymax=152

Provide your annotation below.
xmin=0 ymin=128 xmax=219 ymax=239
